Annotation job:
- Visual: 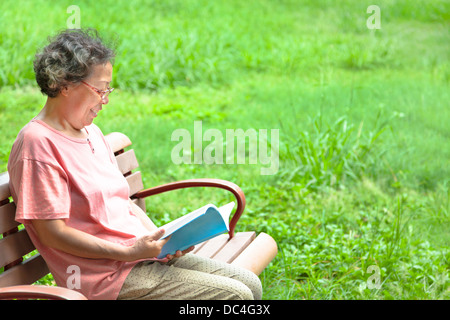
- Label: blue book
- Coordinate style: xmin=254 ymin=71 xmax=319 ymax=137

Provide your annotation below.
xmin=157 ymin=202 xmax=235 ymax=259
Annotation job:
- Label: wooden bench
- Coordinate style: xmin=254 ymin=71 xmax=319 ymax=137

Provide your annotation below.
xmin=0 ymin=132 xmax=277 ymax=300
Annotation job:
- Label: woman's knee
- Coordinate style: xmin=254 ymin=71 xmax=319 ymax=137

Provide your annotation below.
xmin=220 ymin=278 xmax=255 ymax=300
xmin=228 ymin=266 xmax=263 ymax=300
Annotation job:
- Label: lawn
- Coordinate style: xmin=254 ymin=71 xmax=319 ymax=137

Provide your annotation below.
xmin=0 ymin=0 xmax=449 ymax=299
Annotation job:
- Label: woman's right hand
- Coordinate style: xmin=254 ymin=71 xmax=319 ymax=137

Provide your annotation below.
xmin=127 ymin=228 xmax=171 ymax=261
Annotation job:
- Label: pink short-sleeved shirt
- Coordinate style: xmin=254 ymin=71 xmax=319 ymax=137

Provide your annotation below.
xmin=7 ymin=119 xmax=150 ymax=300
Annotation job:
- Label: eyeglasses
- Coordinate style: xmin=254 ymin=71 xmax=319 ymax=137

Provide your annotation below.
xmin=81 ymin=81 xmax=114 ymax=100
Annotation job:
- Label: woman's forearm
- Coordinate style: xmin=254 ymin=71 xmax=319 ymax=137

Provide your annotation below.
xmin=31 ymin=219 xmax=131 ymax=261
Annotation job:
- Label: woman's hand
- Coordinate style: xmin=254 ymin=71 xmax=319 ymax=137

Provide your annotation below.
xmin=129 ymin=229 xmax=195 ymax=261
xmin=165 ymin=245 xmax=196 ymax=260
xmin=127 ymin=228 xmax=170 ymax=261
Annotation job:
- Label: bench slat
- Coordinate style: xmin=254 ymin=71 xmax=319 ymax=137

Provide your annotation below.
xmin=0 ymin=202 xmax=19 ymax=235
xmin=193 ymin=234 xmax=229 ymax=258
xmin=231 ymin=232 xmax=278 ymax=275
xmin=126 ymin=171 xmax=144 ymax=196
xmin=0 ymin=230 xmax=36 ymax=269
xmin=115 ymin=149 xmax=139 ymax=175
xmin=191 ymin=240 xmax=207 ymax=254
xmin=0 ymin=254 xmax=49 ymax=288
xmin=211 ymin=232 xmax=256 ymax=263
xmin=105 ymin=132 xmax=132 ymax=154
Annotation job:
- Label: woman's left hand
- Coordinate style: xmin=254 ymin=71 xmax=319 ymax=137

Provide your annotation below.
xmin=165 ymin=246 xmax=195 ymax=260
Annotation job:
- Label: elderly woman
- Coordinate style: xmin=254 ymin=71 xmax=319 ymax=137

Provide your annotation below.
xmin=7 ymin=29 xmax=262 ymax=300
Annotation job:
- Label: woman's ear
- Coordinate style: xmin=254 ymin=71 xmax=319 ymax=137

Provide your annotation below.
xmin=60 ymin=86 xmax=70 ymax=97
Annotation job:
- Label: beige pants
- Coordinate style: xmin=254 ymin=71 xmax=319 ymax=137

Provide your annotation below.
xmin=117 ymin=253 xmax=262 ymax=300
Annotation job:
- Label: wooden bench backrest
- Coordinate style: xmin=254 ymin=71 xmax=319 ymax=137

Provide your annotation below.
xmin=0 ymin=132 xmax=143 ymax=288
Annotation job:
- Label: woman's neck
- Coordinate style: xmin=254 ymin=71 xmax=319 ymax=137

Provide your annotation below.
xmin=36 ymin=98 xmax=87 ymax=139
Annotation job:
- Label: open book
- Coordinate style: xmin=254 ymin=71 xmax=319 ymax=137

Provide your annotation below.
xmin=157 ymin=202 xmax=235 ymax=259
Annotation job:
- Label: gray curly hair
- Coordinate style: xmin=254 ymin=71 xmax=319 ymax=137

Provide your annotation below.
xmin=33 ymin=28 xmax=115 ymax=98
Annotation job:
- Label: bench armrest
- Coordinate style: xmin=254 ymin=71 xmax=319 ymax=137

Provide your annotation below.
xmin=0 ymin=285 xmax=87 ymax=300
xmin=133 ymin=179 xmax=246 ymax=238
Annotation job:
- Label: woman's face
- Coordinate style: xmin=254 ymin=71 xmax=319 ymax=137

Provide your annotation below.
xmin=67 ymin=62 xmax=113 ymax=129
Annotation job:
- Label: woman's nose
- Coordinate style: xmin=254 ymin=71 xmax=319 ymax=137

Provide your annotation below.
xmin=101 ymin=96 xmax=109 ymax=105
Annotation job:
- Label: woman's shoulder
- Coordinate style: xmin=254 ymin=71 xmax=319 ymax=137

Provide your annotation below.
xmin=16 ymin=119 xmax=61 ymax=148
xmin=20 ymin=119 xmax=50 ymax=138
xmin=8 ymin=120 xmax=56 ymax=171
xmin=10 ymin=119 xmax=78 ymax=164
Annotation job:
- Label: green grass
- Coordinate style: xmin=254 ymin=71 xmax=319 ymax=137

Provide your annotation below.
xmin=1 ymin=0 xmax=449 ymax=299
